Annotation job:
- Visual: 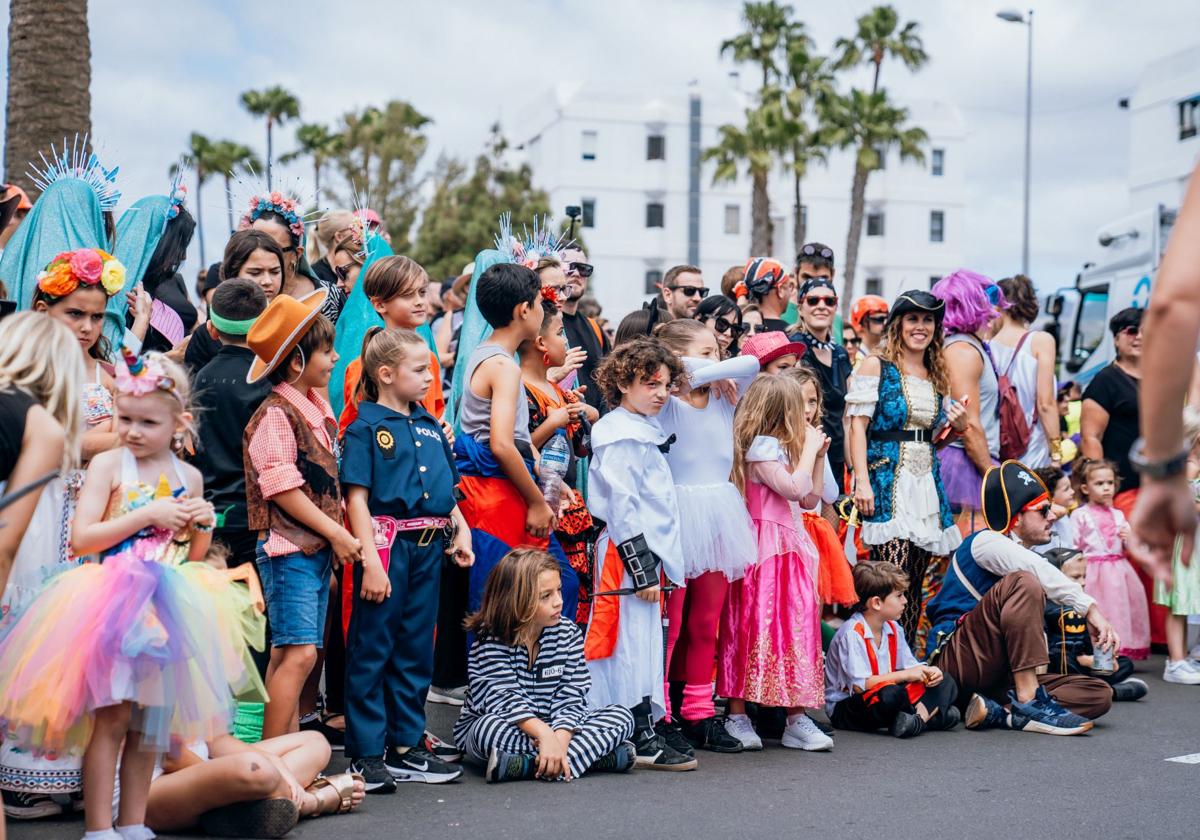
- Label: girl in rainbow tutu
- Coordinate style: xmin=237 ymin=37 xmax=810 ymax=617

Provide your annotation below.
xmin=0 ymin=349 xmax=262 ymax=840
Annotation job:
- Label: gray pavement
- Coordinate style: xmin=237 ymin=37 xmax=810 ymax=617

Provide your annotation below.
xmin=9 ymin=655 xmax=1199 ymax=840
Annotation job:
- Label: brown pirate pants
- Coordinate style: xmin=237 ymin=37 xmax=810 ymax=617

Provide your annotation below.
xmin=934 ymin=570 xmax=1113 ymax=720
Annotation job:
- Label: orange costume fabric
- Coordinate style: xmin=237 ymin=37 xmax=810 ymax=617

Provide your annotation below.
xmin=338 ymin=352 xmax=445 ymax=437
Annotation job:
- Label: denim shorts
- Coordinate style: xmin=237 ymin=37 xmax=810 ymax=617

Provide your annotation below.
xmin=255 ymin=540 xmax=332 ymax=648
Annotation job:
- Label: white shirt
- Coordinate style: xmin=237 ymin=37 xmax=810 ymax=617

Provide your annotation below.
xmin=824 ymin=612 xmax=920 ymax=717
xmin=971 ymin=529 xmax=1095 ymax=614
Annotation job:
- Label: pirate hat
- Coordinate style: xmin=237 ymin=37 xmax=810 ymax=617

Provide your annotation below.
xmin=887 ymin=289 xmax=944 ymax=328
xmin=981 ymin=459 xmax=1050 ymax=533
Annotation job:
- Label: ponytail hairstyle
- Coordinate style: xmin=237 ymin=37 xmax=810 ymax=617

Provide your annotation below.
xmin=356 ymin=326 xmax=428 ymax=404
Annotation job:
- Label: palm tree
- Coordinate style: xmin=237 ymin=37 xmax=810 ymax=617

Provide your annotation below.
xmin=207 ymin=140 xmax=261 ymax=234
xmin=705 ymin=100 xmax=787 ymax=255
xmin=175 ymin=133 xmax=220 ymax=265
xmin=239 ymin=86 xmax=301 ymax=189
xmin=822 ymin=89 xmax=927 ymax=319
xmin=833 ymin=5 xmax=927 ymax=94
xmin=781 ymin=33 xmax=837 ymax=253
xmin=279 ymin=122 xmax=343 ymax=204
xmin=4 ymin=0 xmax=91 ymax=197
xmin=720 ymin=1 xmax=795 ymax=91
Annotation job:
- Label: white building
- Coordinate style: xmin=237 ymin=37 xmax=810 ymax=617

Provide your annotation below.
xmin=516 ymin=81 xmax=967 ymax=317
xmin=1126 ymin=45 xmax=1200 ymax=211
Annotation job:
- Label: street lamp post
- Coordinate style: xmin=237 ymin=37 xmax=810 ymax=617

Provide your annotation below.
xmin=997 ymin=8 xmax=1033 ymax=276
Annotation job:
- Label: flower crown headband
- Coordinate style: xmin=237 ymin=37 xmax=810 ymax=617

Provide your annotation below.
xmin=36 ymin=248 xmax=126 ymax=300
xmin=240 ymin=192 xmax=305 ymax=242
xmin=116 ymin=346 xmax=183 ymax=405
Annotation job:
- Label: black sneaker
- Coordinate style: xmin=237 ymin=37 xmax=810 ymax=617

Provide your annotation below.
xmin=889 ymin=711 xmax=925 ymax=739
xmin=423 ymin=730 xmax=463 ymax=762
xmin=590 ymin=740 xmax=637 ymax=774
xmin=931 ymin=705 xmax=962 ymax=731
xmin=654 ymin=719 xmax=695 ymax=758
xmin=485 ymin=748 xmax=537 ymax=783
xmin=1112 ymin=677 xmax=1148 ymax=702
xmin=348 ymin=757 xmax=397 ymax=794
xmin=384 ymin=745 xmax=463 ymax=784
xmin=633 ymin=731 xmax=698 ymax=771
xmin=299 ymin=714 xmax=345 ymax=751
xmin=678 ymin=716 xmax=744 ymax=753
xmin=2 ymin=789 xmax=62 ymax=819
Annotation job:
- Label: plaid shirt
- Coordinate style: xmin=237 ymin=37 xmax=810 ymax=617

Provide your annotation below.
xmin=246 ymin=382 xmax=337 ymax=556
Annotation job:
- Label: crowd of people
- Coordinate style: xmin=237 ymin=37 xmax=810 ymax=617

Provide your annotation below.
xmin=0 ymin=145 xmax=1196 ymax=840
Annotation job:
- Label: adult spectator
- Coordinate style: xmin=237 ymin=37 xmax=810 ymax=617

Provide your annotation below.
xmin=660 ymin=264 xmax=707 ymax=319
xmin=558 ymin=247 xmax=611 ymax=413
xmin=737 ymin=257 xmax=793 ymax=333
xmin=308 ymin=209 xmax=356 ymax=288
xmin=848 ymin=294 xmax=888 ymax=360
xmin=927 ymin=462 xmax=1117 ymax=731
xmin=694 ymin=294 xmax=744 ymax=358
xmin=1080 ymin=308 xmax=1142 ymax=496
xmin=934 ymin=270 xmax=1006 ymax=526
xmin=0 ymin=184 xmax=32 ymax=258
xmin=993 ymin=275 xmax=1062 ymax=468
xmin=794 ymin=272 xmax=852 ymax=492
xmin=432 ymin=272 xmax=469 ymax=378
xmin=720 ymin=264 xmax=745 ymax=302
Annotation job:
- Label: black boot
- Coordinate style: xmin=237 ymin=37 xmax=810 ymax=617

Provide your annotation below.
xmin=678 ymin=716 xmax=745 ymax=753
xmin=631 ymin=698 xmax=697 ymax=771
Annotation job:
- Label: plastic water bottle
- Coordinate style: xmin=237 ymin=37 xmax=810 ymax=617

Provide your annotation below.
xmin=538 ymin=430 xmax=572 ymax=510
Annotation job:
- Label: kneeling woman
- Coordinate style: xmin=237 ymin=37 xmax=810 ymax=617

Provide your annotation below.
xmin=847 ymin=291 xmax=967 ymax=640
xmin=454 ymin=549 xmax=637 ymax=783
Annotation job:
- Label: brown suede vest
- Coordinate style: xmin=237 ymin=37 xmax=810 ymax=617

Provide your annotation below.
xmin=244 ymin=393 xmax=341 ymax=555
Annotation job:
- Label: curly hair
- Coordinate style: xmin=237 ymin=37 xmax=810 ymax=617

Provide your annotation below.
xmin=592 ymin=336 xmax=683 ymax=410
xmin=879 ymin=315 xmax=949 ymax=396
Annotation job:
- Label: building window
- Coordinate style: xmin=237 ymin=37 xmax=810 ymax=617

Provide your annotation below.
xmin=865 ymin=277 xmax=882 ymax=296
xmin=932 ymin=148 xmax=944 ymax=176
xmin=647 ymin=134 xmax=665 ymax=160
xmin=581 ymin=130 xmax=597 ymax=161
xmin=724 ymin=204 xmax=740 ymax=235
xmin=873 ymin=146 xmax=886 ymax=169
xmin=797 ymin=204 xmax=808 ymax=230
xmin=930 ymin=210 xmax=945 ymax=243
xmin=646 ymin=202 xmax=665 ymax=229
xmin=866 ymin=210 xmax=885 ymax=237
xmin=930 ymin=275 xmax=941 ymax=289
xmin=1180 ymin=96 xmax=1200 ymax=141
xmin=645 ymin=269 xmax=663 ymax=295
xmin=581 ymin=199 xmax=595 ymax=229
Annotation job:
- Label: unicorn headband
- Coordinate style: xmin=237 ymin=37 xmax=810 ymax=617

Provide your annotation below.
xmin=28 ymin=134 xmax=122 ymax=212
xmin=116 ymin=347 xmax=184 ymax=405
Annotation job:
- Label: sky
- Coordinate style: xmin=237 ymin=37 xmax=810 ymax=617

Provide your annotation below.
xmin=2 ymin=0 xmax=1198 ymax=301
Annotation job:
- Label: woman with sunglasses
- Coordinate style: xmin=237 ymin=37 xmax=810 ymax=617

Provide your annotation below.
xmin=846 ymin=291 xmax=967 ymax=640
xmin=932 ymin=270 xmax=1008 ymax=528
xmin=795 ymin=277 xmax=853 ymax=493
xmin=694 ymin=295 xmax=744 ymax=357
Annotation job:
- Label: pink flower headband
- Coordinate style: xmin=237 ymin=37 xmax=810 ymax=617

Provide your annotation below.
xmin=239 ymin=191 xmax=305 ymax=242
xmin=116 ymin=347 xmax=183 ymax=404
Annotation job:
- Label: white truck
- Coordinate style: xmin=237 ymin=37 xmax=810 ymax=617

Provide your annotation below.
xmin=1043 ymin=204 xmax=1177 ymax=386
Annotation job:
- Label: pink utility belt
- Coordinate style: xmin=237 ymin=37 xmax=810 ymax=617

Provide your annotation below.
xmin=371 ymin=515 xmax=452 ymax=571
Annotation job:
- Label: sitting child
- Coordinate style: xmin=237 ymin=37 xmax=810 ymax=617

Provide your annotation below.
xmin=1042 ymin=548 xmax=1148 ymax=702
xmin=825 ymin=562 xmax=961 ymax=737
xmin=453 ymin=549 xmax=636 ymax=783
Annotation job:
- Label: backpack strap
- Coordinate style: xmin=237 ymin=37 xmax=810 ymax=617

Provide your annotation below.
xmin=1003 ymin=331 xmax=1032 ymax=378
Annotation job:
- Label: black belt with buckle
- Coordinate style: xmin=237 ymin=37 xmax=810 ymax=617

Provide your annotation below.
xmin=395 ymin=524 xmax=453 ymax=547
xmin=870 ymin=429 xmax=933 ymax=444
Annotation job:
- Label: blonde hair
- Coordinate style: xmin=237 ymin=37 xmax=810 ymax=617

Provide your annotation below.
xmin=652 ymin=318 xmax=708 ymax=356
xmin=783 ymin=365 xmax=824 ymax=423
xmin=464 ymin=549 xmax=561 ymax=664
xmin=0 ymin=312 xmax=84 ymax=470
xmin=730 ymin=374 xmax=807 ymax=494
xmin=119 ymin=352 xmax=197 ymax=449
xmin=880 ymin=316 xmax=949 ymax=396
xmin=356 ymin=326 xmax=428 ymax=403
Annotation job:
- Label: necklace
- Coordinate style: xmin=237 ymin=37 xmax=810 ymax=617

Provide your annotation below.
xmin=796 ymin=329 xmax=836 ymax=352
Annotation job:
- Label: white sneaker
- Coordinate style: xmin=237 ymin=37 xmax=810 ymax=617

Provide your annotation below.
xmin=781 ymin=715 xmax=834 ymax=751
xmin=1164 ymin=660 xmax=1200 ymax=685
xmin=723 ymin=715 xmax=763 ymax=751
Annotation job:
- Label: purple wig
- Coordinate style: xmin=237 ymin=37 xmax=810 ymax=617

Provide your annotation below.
xmin=932 ymin=269 xmax=1009 ymax=335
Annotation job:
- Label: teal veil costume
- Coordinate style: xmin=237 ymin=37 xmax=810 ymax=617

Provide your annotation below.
xmin=112 ymin=189 xmax=183 ymax=348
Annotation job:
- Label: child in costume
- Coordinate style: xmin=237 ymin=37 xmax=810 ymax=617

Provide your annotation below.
xmin=0 ymin=350 xmax=240 ymax=840
xmin=1156 ymin=409 xmax=1200 ymax=684
xmin=719 ymin=374 xmax=832 ymax=752
xmin=518 ymin=290 xmax=599 ymax=628
xmin=1034 ymin=465 xmax=1076 ymax=555
xmin=341 ymin=326 xmax=473 ymax=793
xmin=825 ymin=562 xmax=960 ymax=738
xmin=585 ymin=337 xmax=697 ymax=771
xmin=652 ymin=318 xmax=758 ymax=754
xmin=243 ymin=291 xmax=363 ymax=740
xmin=786 ymin=365 xmax=856 ymax=609
xmin=455 ymin=549 xmax=636 ymax=783
xmin=1069 ymin=458 xmax=1151 ymax=660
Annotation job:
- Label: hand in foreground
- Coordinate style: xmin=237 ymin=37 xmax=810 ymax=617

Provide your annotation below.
xmin=1130 ymin=475 xmax=1192 ymax=583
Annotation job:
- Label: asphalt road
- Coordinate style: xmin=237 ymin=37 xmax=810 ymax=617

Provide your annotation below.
xmin=10 ymin=654 xmax=1198 ymax=840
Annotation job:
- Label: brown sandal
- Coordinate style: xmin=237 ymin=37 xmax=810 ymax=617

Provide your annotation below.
xmin=305 ymin=772 xmax=364 ymax=816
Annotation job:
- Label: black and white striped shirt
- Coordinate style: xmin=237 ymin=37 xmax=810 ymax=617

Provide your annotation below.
xmin=453 ymin=618 xmax=591 ymax=738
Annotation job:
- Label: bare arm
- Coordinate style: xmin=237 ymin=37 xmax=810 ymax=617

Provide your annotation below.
xmin=72 ymin=451 xmax=152 ymax=556
xmin=0 ymin=408 xmax=64 ymax=594
xmin=1031 ymin=331 xmax=1062 ymax=458
xmin=483 ymin=360 xmax=544 ymax=508
xmin=944 ymin=343 xmax=990 ymax=472
xmin=1078 ymin=399 xmax=1108 ymax=461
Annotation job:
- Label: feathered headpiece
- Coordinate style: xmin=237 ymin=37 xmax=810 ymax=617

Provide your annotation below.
xmin=494 ymin=213 xmax=570 ymax=269
xmin=116 ymin=346 xmax=182 ymax=403
xmin=229 ymin=167 xmax=318 ymax=244
xmin=28 ymin=134 xmax=122 ymax=212
xmin=36 ymin=248 xmax=125 ymax=300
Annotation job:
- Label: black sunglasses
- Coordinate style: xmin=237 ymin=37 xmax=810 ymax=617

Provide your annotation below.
xmin=710 ymin=316 xmax=746 ymax=337
xmin=1032 ymin=503 xmax=1052 ymax=518
xmin=1117 ymin=325 xmax=1141 ymax=337
xmin=866 ymin=314 xmax=888 ymax=325
xmin=669 ymin=285 xmax=708 ymax=298
xmin=844 ymin=337 xmax=862 ymax=347
xmin=567 ymin=261 xmax=594 ymax=279
xmin=334 ymin=264 xmax=354 ymax=282
xmin=742 ymin=323 xmax=767 ymax=335
xmin=804 ymin=294 xmax=838 ymax=308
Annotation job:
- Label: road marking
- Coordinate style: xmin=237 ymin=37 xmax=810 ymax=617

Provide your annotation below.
xmin=1165 ymin=753 xmax=1200 ymax=764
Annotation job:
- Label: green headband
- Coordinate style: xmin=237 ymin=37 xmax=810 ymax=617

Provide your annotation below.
xmin=209 ymin=310 xmax=258 ymax=336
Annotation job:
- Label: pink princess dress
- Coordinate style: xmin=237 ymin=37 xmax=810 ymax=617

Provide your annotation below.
xmin=0 ymin=450 xmax=263 ymax=756
xmin=718 ymin=435 xmax=824 ymax=708
xmin=1072 ymin=502 xmax=1150 ymax=659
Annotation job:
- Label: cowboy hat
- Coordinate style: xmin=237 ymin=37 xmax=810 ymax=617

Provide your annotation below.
xmin=246 ymin=288 xmax=328 ymax=383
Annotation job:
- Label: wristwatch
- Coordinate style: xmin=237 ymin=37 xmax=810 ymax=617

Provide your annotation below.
xmin=1128 ymin=437 xmax=1189 ymax=479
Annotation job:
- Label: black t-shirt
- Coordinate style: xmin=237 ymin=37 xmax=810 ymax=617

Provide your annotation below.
xmin=561 ymin=310 xmax=611 ymax=414
xmin=1082 ymin=363 xmax=1141 ymax=492
xmin=799 ymin=341 xmax=852 ymax=493
xmin=762 ymin=317 xmax=792 ymax=334
xmin=0 ymin=388 xmax=35 ymax=484
xmin=184 ymin=323 xmax=221 ymax=373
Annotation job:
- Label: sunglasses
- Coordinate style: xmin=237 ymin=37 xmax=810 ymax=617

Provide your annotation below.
xmin=669 ymin=285 xmax=709 ymax=298
xmin=711 ymin=316 xmax=746 ymax=337
xmin=866 ymin=314 xmax=888 ymax=325
xmin=804 ymin=295 xmax=838 ymax=308
xmin=567 ymin=261 xmax=594 ymax=278
xmin=799 ymin=244 xmax=834 ymax=259
xmin=844 ymin=337 xmax=862 ymax=347
xmin=742 ymin=323 xmax=767 ymax=335
xmin=334 ymin=264 xmax=354 ymax=283
xmin=1032 ymin=503 xmax=1052 ymax=518
xmin=1117 ymin=325 xmax=1142 ymax=337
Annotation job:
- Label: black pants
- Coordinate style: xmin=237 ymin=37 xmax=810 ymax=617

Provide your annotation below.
xmin=213 ymin=526 xmax=270 ymax=677
xmin=831 ymin=675 xmax=958 ymax=732
xmin=432 ymin=559 xmax=470 ymax=688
